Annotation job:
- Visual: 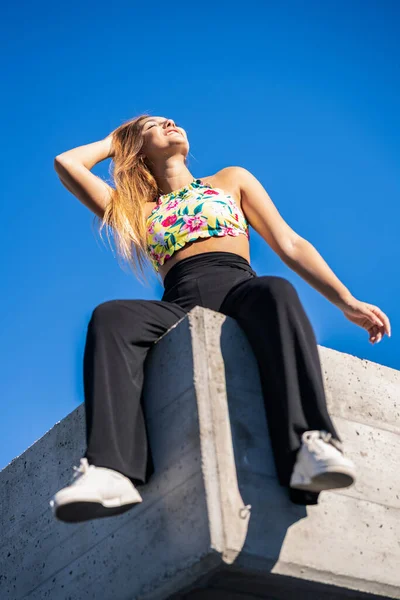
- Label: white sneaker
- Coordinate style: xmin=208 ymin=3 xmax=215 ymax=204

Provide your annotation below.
xmin=49 ymin=458 xmax=143 ymax=523
xmin=289 ymin=430 xmax=356 ymax=492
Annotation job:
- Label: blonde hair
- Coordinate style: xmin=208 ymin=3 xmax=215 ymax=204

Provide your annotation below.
xmin=94 ymin=113 xmax=186 ymax=287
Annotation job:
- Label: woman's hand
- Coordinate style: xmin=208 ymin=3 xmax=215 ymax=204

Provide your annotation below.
xmin=340 ymin=297 xmax=391 ymax=344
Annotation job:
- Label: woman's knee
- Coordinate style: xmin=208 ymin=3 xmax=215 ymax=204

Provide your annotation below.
xmin=257 ymin=276 xmax=299 ymax=300
xmin=89 ymin=300 xmax=136 ymax=330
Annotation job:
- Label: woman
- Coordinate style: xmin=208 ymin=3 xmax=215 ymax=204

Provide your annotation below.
xmin=50 ymin=114 xmax=391 ymax=523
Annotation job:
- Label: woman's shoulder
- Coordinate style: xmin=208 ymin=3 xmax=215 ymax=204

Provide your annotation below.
xmin=205 ymin=165 xmax=247 ymax=181
xmin=203 ymin=166 xmax=248 ymax=206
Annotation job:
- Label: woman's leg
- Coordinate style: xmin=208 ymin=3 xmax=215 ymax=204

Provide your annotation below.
xmin=219 ymin=275 xmax=341 ymax=503
xmin=82 ymin=299 xmax=187 ymax=486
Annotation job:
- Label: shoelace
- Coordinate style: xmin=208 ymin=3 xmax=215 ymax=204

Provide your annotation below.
xmin=304 ymin=430 xmax=343 ymax=456
xmin=319 ymin=431 xmax=333 ymax=444
xmin=49 ymin=459 xmax=90 ymax=508
xmin=71 ymin=458 xmax=91 ymax=483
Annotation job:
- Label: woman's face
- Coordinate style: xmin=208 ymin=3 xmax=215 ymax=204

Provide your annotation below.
xmin=141 ymin=116 xmax=189 ymax=161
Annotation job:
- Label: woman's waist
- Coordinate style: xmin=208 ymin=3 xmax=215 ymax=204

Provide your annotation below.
xmin=163 ymin=250 xmax=256 ymax=291
xmin=160 ymin=236 xmax=250 ymax=281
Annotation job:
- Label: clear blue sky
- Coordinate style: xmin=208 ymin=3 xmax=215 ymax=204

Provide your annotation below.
xmin=1 ymin=0 xmax=398 ymax=473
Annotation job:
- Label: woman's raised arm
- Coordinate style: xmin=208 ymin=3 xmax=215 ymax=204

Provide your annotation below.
xmin=54 ymin=135 xmax=115 ymax=219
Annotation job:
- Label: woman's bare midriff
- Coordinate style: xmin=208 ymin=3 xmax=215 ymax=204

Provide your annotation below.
xmin=158 ymin=234 xmax=250 ymax=283
xmin=144 ymin=172 xmax=251 ymax=284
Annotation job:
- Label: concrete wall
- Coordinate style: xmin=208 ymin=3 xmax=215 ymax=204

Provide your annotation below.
xmin=1 ymin=306 xmax=399 ymax=599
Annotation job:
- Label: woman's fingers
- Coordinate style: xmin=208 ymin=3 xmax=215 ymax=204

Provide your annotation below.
xmin=370 ymin=306 xmax=391 ymax=337
xmin=369 ymin=325 xmax=379 ymax=344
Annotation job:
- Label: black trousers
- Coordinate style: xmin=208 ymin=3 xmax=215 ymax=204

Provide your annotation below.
xmin=83 ymin=251 xmax=341 ymax=505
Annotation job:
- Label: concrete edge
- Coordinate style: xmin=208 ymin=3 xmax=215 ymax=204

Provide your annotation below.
xmin=189 ymin=307 xmax=252 ymax=564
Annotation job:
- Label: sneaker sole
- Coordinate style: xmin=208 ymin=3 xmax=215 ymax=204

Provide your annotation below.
xmin=290 ymin=464 xmax=356 ymax=492
xmin=53 ymin=499 xmax=141 ymax=523
xmin=50 ymin=485 xmax=143 ymax=523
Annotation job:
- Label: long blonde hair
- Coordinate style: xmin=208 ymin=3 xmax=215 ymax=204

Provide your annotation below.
xmin=94 ymin=113 xmax=185 ymax=287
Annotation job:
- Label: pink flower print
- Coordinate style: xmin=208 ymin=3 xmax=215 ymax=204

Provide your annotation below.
xmin=151 ymin=251 xmax=164 ymax=263
xmin=166 ymin=199 xmax=180 ymax=210
xmin=161 ymin=214 xmax=177 ymax=227
xmin=182 ymin=214 xmax=207 ymax=233
xmin=220 ymin=225 xmax=237 ymax=236
xmin=164 ymin=254 xmax=171 ymax=262
xmin=234 ymin=213 xmax=239 ymax=221
xmin=148 ymin=223 xmax=155 ymax=234
xmin=203 ymin=189 xmax=219 ymax=195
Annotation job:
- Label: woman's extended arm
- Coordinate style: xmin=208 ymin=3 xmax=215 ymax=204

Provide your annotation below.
xmin=54 ymin=135 xmax=114 ymax=219
xmin=235 ymin=165 xmax=391 ymax=343
xmin=282 ymin=239 xmax=353 ymax=308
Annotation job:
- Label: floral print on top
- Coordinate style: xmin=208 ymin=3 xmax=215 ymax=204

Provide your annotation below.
xmin=146 ymin=179 xmax=250 ymax=272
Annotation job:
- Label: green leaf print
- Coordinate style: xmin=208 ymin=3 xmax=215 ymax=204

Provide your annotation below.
xmin=169 ymin=233 xmax=176 ymax=246
xmin=183 ymin=205 xmax=189 ymax=215
xmin=173 ymin=217 xmax=185 ymax=226
xmin=193 ymin=203 xmax=204 ymax=215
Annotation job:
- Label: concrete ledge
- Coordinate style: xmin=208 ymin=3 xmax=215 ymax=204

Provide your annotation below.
xmin=1 ymin=306 xmax=399 ymax=599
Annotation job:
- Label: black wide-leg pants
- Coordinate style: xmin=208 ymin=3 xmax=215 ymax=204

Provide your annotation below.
xmin=83 ymin=251 xmax=341 ymax=505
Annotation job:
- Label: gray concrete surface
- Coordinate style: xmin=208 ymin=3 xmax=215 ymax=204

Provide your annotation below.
xmin=1 ymin=305 xmax=399 ymax=599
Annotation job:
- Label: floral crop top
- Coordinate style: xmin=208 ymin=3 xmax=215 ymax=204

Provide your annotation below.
xmin=146 ymin=179 xmax=250 ymax=272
